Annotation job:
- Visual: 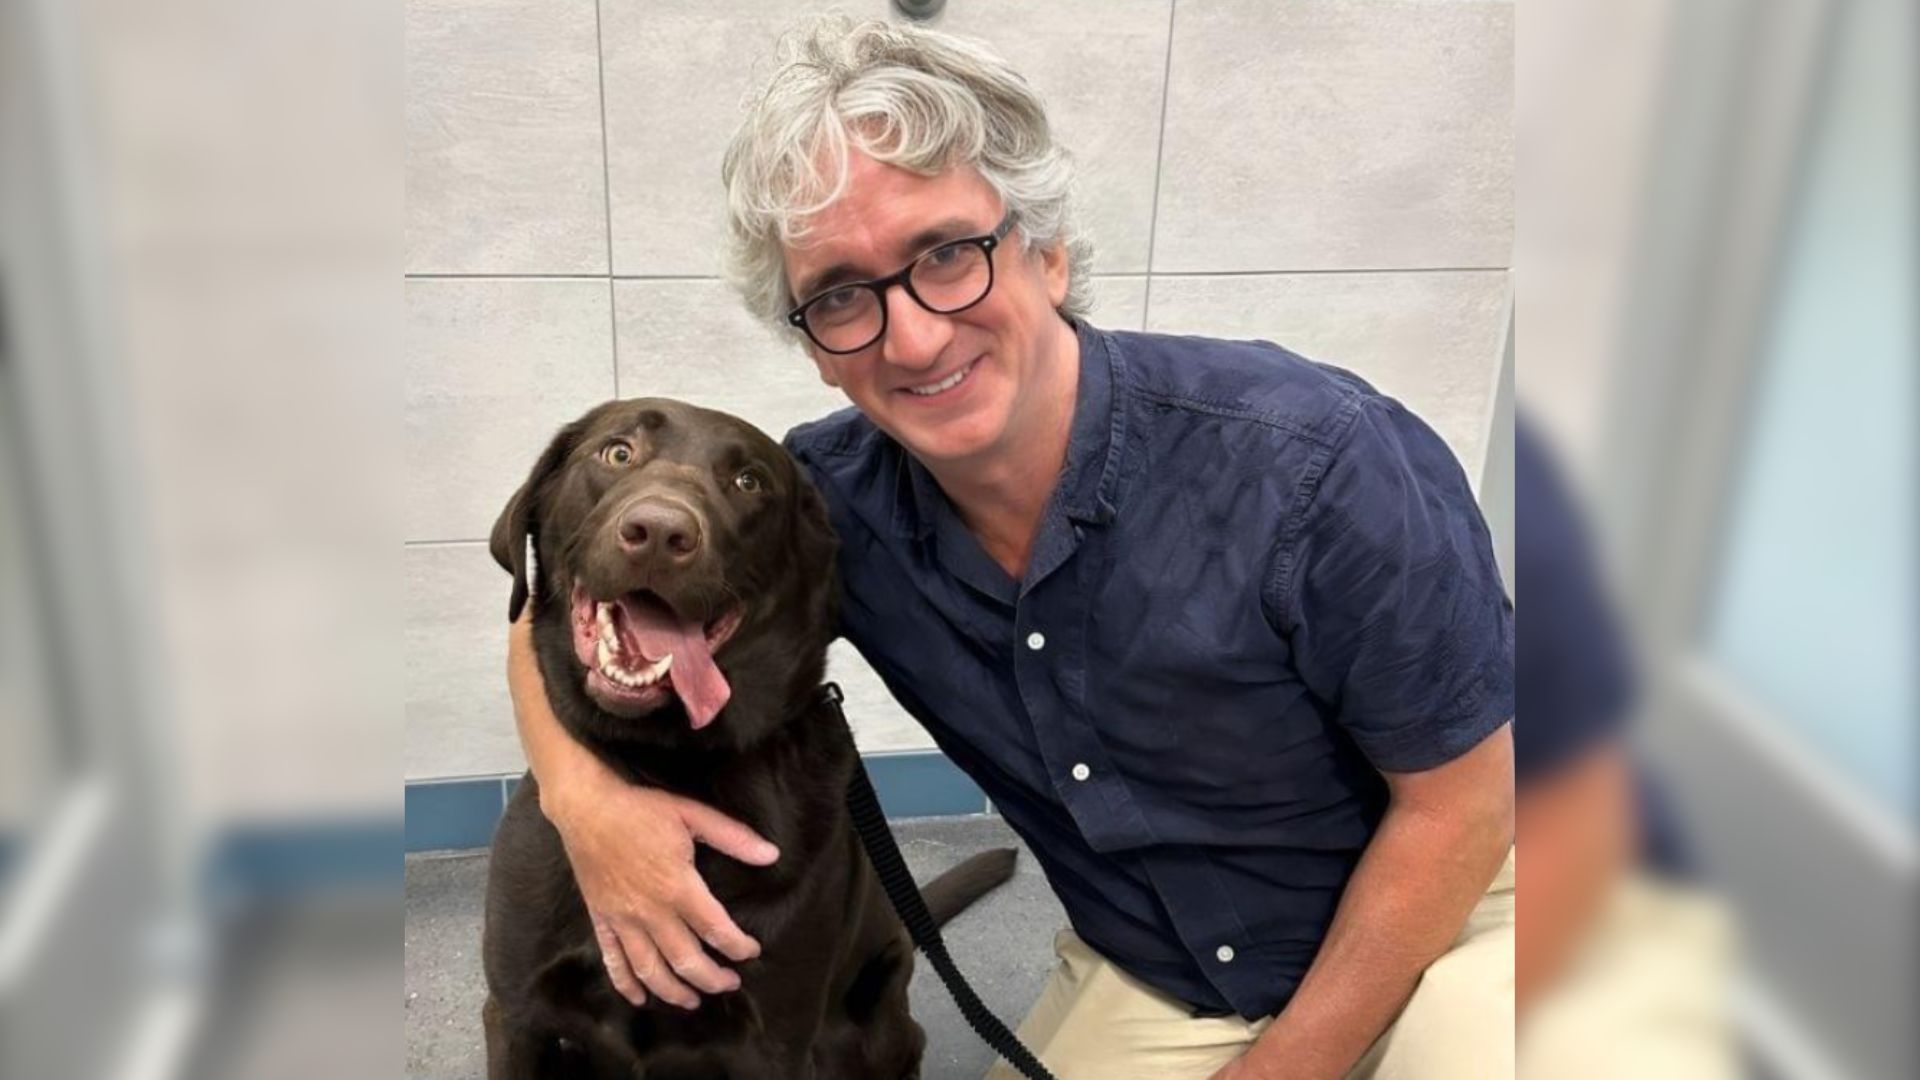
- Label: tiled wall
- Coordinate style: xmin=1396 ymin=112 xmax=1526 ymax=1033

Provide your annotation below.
xmin=405 ymin=0 xmax=1514 ymax=781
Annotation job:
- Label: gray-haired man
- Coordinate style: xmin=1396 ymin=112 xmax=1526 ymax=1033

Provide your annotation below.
xmin=511 ymin=17 xmax=1515 ymax=1079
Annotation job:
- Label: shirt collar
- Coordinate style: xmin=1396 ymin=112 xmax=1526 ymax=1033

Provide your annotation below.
xmin=896 ymin=319 xmax=1127 ymax=539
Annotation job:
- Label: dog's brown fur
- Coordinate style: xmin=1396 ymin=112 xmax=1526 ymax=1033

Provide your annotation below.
xmin=480 ymin=399 xmax=1013 ymax=1079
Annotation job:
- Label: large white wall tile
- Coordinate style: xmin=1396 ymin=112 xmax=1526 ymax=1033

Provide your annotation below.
xmin=406 ymin=543 xmax=521 ymax=779
xmin=613 ymin=279 xmax=845 ymax=443
xmin=914 ymin=1 xmax=1172 ymax=275
xmin=406 ymin=0 xmax=609 ymax=273
xmin=1088 ymin=275 xmax=1149 ymax=332
xmin=599 ymin=1 xmax=1170 ymax=277
xmin=406 ymin=279 xmax=615 ymax=542
xmin=599 ymin=0 xmax=822 ymax=278
xmin=1146 ymin=270 xmax=1510 ymax=476
xmin=1154 ymin=1 xmax=1513 ymax=272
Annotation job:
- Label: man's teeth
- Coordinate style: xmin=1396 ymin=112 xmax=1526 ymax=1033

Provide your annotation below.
xmin=592 ymin=601 xmax=673 ymax=689
xmin=907 ymin=360 xmax=973 ymax=396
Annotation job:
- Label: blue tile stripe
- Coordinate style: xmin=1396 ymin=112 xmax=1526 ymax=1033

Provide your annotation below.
xmin=404 ymin=751 xmax=987 ymax=853
xmin=207 ymin=821 xmax=402 ymax=901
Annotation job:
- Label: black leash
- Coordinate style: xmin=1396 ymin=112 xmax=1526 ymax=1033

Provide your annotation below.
xmin=825 ymin=682 xmax=1058 ymax=1080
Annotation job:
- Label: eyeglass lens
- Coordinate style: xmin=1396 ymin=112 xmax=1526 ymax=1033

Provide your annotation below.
xmin=802 ymin=240 xmax=993 ymax=353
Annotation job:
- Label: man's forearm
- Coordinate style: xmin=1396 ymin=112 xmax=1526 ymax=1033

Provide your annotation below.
xmin=1242 ymin=777 xmax=1511 ymax=1078
xmin=508 ymin=618 xmax=606 ymax=813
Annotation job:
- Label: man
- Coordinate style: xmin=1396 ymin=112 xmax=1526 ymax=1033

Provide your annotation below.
xmin=509 ymin=17 xmax=1514 ymax=1079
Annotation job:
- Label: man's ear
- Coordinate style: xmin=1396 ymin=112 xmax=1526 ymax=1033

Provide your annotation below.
xmin=490 ymin=419 xmax=586 ymax=622
xmin=1040 ymin=240 xmax=1071 ymax=309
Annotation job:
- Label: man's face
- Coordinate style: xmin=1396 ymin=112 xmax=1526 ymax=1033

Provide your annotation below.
xmin=781 ymin=152 xmax=1071 ymax=466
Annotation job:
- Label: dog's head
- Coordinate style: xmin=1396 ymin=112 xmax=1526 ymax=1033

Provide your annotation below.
xmin=491 ymin=399 xmax=838 ymax=749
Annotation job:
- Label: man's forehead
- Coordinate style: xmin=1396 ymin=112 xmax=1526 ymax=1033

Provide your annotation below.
xmin=784 ymin=158 xmax=997 ymax=250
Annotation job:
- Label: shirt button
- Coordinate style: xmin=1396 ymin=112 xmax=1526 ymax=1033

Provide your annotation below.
xmin=1026 ymin=631 xmax=1046 ymax=651
xmin=1070 ymin=763 xmax=1091 ymax=782
xmin=1215 ymin=945 xmax=1236 ymax=964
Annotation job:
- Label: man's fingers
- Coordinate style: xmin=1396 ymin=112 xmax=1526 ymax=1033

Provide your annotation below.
xmin=683 ymin=889 xmax=762 ymax=962
xmin=591 ymin=914 xmax=646 ymax=1008
xmin=679 ymin=801 xmax=779 ymax=866
xmin=650 ymin=918 xmax=742 ymax=998
xmin=617 ymin=920 xmax=701 ymax=1010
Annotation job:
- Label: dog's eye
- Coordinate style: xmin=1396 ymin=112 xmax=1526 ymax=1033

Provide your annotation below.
xmin=733 ymin=469 xmax=765 ymax=493
xmin=601 ymin=442 xmax=634 ymax=466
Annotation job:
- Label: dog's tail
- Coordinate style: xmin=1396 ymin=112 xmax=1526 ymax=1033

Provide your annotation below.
xmin=919 ymin=847 xmax=1019 ymax=927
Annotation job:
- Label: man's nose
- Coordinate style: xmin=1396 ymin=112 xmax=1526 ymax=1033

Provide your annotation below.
xmin=878 ymin=283 xmax=952 ymax=369
xmin=616 ymin=499 xmax=702 ymax=567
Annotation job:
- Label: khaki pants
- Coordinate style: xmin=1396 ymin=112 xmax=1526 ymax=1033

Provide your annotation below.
xmin=1518 ymin=874 xmax=1737 ymax=1080
xmin=982 ymin=850 xmax=1516 ymax=1080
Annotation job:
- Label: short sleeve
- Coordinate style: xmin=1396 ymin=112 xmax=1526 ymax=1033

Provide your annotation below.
xmin=1268 ymin=398 xmax=1514 ymax=772
xmin=1513 ymin=417 xmax=1634 ymax=780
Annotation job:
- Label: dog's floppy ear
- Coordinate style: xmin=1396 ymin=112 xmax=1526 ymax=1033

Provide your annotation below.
xmin=491 ymin=420 xmax=585 ymax=623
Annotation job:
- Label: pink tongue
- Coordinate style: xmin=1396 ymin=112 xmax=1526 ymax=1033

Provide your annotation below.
xmin=617 ymin=595 xmax=731 ymax=729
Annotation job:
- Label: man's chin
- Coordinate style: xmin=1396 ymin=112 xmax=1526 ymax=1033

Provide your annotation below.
xmin=885 ymin=409 xmax=1006 ymax=467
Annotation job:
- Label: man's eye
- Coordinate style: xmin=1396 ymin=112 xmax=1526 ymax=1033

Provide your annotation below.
xmin=923 ymin=242 xmax=966 ymax=267
xmin=601 ymin=443 xmax=634 ymax=466
xmin=734 ymin=469 xmax=765 ymax=493
xmin=814 ymin=287 xmax=862 ymax=314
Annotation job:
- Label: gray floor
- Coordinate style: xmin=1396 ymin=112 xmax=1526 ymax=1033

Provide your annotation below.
xmin=405 ymin=814 xmax=1066 ymax=1079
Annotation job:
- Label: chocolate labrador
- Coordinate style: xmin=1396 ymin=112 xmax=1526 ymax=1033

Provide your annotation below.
xmin=481 ymin=398 xmax=1013 ymax=1079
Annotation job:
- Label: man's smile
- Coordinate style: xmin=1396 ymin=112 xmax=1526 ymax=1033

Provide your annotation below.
xmin=899 ymin=357 xmax=980 ymax=399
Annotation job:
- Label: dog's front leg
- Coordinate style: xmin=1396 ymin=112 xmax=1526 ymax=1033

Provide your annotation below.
xmin=482 ymin=996 xmax=536 ymax=1080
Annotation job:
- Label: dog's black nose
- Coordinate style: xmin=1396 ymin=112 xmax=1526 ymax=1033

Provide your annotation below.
xmin=618 ymin=500 xmax=702 ymax=564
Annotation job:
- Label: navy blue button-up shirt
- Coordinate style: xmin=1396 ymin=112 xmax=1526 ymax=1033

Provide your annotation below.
xmin=785 ymin=322 xmax=1514 ymax=1020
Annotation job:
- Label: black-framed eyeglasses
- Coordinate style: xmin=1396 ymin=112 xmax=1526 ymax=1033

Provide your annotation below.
xmin=786 ymin=213 xmax=1015 ymax=355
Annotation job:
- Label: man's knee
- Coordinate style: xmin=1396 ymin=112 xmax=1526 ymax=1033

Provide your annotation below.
xmin=1350 ymin=936 xmax=1516 ymax=1079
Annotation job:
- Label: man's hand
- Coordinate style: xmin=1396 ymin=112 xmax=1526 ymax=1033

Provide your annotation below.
xmin=509 ymin=611 xmax=780 ymax=1009
xmin=545 ymin=772 xmax=779 ymax=1009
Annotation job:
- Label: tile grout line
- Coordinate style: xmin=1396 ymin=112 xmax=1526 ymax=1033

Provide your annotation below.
xmin=1145 ymin=266 xmax=1513 ymax=277
xmin=402 ymin=268 xmax=1510 ymax=283
xmin=404 ymin=272 xmax=616 ymax=281
xmin=592 ymin=0 xmax=620 ymax=398
xmin=1141 ymin=0 xmax=1178 ymax=331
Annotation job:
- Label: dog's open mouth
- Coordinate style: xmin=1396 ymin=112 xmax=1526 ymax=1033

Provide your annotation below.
xmin=569 ymin=585 xmax=744 ymax=729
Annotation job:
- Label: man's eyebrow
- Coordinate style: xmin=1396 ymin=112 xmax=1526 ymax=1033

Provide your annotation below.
xmin=900 ymin=217 xmax=981 ymax=255
xmin=793 ymin=262 xmax=863 ymax=305
xmin=791 ymin=217 xmax=985 ymax=303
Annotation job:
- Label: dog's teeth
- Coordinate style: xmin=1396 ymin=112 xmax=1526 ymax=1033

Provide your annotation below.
xmin=596 ymin=639 xmax=612 ymax=670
